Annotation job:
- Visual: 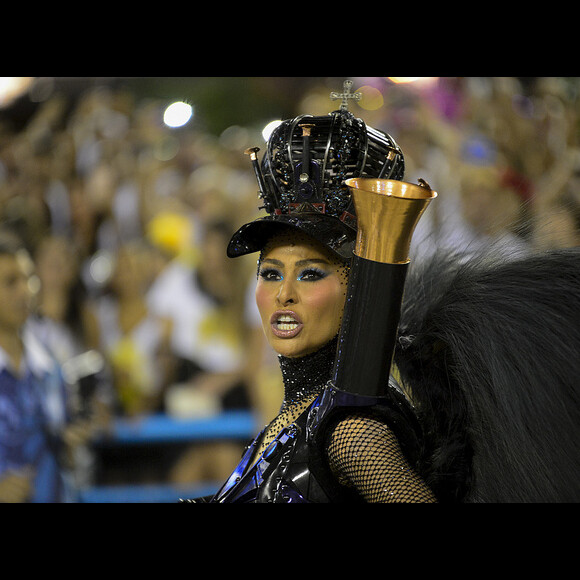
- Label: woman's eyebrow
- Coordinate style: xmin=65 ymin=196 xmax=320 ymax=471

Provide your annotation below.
xmin=295 ymin=259 xmax=330 ymax=267
xmin=260 ymin=258 xmax=284 ymax=267
xmin=261 ymin=258 xmax=330 ymax=268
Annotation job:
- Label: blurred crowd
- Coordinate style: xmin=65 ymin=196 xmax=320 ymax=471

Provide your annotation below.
xmin=351 ymin=76 xmax=580 ymax=257
xmin=0 ymin=77 xmax=578 ymax=502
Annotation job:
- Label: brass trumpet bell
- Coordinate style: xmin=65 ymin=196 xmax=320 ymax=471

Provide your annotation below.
xmin=345 ymin=178 xmax=437 ymax=264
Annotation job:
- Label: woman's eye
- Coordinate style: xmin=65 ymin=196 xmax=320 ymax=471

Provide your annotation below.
xmin=259 ymin=268 xmax=282 ymax=281
xmin=297 ymin=268 xmax=327 ymax=281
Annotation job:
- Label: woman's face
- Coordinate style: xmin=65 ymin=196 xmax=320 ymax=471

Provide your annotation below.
xmin=255 ymin=230 xmax=349 ymax=358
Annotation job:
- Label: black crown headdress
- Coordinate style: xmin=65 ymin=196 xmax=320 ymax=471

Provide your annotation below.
xmin=228 ymin=81 xmax=405 ymax=260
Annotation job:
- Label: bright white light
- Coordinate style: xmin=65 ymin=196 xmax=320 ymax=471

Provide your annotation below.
xmin=163 ymin=101 xmax=193 ymax=128
xmin=387 ymin=77 xmax=438 ymax=85
xmin=262 ymin=119 xmax=283 ymax=142
xmin=0 ymin=77 xmax=33 ymax=107
xmin=89 ymin=251 xmax=114 ymax=285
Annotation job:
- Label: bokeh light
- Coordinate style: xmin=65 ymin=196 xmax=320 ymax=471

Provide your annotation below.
xmin=357 ymin=85 xmax=384 ymax=110
xmin=0 ymin=77 xmax=33 ymax=107
xmin=163 ymin=101 xmax=193 ymax=128
xmin=387 ymin=77 xmax=438 ymax=85
xmin=262 ymin=119 xmax=283 ymax=142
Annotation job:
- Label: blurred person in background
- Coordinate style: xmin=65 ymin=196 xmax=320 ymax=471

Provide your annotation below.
xmin=29 ymin=235 xmax=86 ymax=364
xmin=82 ymin=241 xmax=174 ymax=417
xmin=0 ymin=232 xmax=92 ymax=502
xmin=453 ymin=145 xmax=530 ymax=256
xmin=27 ymin=234 xmax=109 ymax=488
xmin=147 ymin=218 xmax=251 ymax=408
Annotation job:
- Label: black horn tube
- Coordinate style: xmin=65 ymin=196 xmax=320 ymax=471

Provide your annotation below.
xmin=332 ymin=178 xmax=437 ymax=397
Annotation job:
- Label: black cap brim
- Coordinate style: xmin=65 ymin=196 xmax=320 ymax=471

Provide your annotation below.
xmin=227 ymin=212 xmax=356 ymax=260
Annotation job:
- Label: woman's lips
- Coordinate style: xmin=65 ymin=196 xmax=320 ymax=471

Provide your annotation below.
xmin=270 ymin=310 xmax=304 ymax=338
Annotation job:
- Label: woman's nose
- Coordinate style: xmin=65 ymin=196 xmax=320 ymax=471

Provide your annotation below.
xmin=276 ymin=278 xmax=297 ymax=306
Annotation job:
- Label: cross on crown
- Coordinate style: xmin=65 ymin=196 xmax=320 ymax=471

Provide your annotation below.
xmin=330 ymin=80 xmax=362 ymax=111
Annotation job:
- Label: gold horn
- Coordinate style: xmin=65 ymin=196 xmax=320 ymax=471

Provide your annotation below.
xmin=345 ymin=178 xmax=437 ymax=264
xmin=332 ymin=178 xmax=437 ymax=397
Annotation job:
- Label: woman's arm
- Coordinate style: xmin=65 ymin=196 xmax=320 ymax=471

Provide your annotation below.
xmin=326 ymin=414 xmax=437 ymax=503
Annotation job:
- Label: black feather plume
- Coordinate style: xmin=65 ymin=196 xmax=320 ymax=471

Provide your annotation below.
xmin=395 ymin=246 xmax=580 ymax=502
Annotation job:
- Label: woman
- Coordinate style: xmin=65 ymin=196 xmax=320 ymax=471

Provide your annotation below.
xmin=188 ymin=84 xmax=580 ymax=503
xmin=187 ymin=88 xmax=439 ymax=503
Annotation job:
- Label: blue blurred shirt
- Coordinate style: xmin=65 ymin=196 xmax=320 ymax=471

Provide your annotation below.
xmin=0 ymin=323 xmax=70 ymax=502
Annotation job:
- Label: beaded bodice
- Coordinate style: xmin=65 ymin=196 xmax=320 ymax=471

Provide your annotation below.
xmin=252 ymin=338 xmax=337 ymax=462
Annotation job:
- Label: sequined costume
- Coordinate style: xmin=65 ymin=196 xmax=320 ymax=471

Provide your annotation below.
xmin=207 ymin=338 xmax=435 ymax=503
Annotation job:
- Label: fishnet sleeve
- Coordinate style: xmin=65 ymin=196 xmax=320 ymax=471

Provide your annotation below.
xmin=326 ymin=413 xmax=437 ymax=503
